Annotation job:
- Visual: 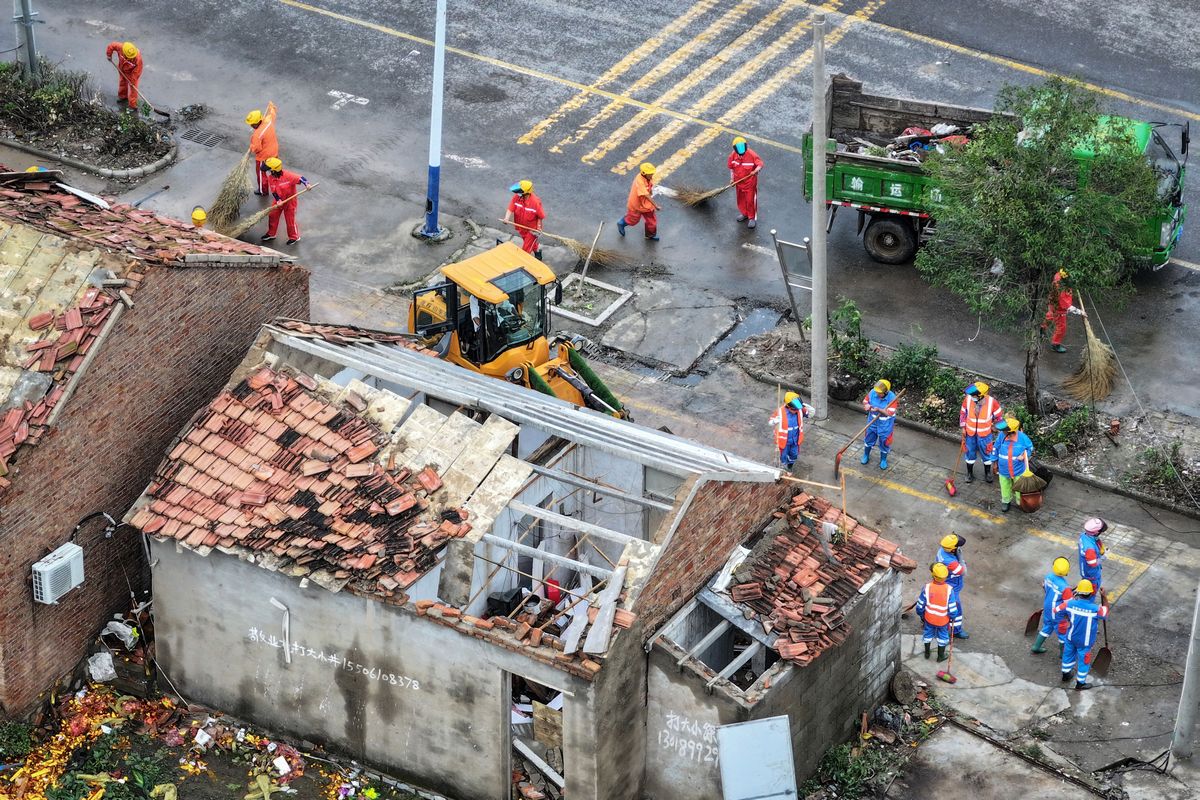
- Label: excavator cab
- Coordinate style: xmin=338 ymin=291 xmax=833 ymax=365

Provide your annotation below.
xmin=409 ymin=243 xmax=629 ymax=418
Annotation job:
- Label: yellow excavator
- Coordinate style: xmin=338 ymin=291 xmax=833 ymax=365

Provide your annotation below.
xmin=408 ymin=243 xmax=629 ymax=418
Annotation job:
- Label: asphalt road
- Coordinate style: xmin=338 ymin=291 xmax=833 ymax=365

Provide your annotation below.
xmin=37 ymin=0 xmax=1200 ymax=414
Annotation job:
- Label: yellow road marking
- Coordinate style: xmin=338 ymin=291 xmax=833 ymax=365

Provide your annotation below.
xmin=518 ymin=0 xmax=722 ymax=146
xmin=1026 ymin=528 xmax=1148 ymax=602
xmin=276 ymin=0 xmax=807 ymax=156
xmin=606 ymin=0 xmax=844 ymax=174
xmin=579 ymin=0 xmax=821 ymax=164
xmin=656 ymin=0 xmax=885 ymax=177
xmin=554 ymin=0 xmax=763 ymax=154
xmin=843 ymin=467 xmax=1003 ymax=523
xmin=872 ymin=21 xmax=1200 ymax=123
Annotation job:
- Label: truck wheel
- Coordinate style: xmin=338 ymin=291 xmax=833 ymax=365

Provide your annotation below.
xmin=863 ymin=218 xmax=917 ymax=264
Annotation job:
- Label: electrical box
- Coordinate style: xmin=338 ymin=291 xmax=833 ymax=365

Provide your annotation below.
xmin=32 ymin=542 xmax=85 ymax=604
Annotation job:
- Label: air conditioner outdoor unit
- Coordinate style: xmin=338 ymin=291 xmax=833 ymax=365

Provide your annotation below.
xmin=32 ymin=542 xmax=85 ymax=604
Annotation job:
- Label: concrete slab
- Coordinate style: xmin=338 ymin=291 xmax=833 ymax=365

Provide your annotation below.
xmin=901 ymin=635 xmax=1071 ymax=734
xmin=887 ymin=726 xmax=1076 ymax=799
xmin=601 ymin=278 xmax=736 ymax=373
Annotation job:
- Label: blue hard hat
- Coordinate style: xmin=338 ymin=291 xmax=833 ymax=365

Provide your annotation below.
xmin=964 ymin=384 xmax=980 ymax=396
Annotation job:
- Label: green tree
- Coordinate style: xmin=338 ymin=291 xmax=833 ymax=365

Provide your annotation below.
xmin=915 ymin=79 xmax=1159 ymax=411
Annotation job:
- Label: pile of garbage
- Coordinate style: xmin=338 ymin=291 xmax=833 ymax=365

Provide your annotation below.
xmin=838 ymin=122 xmax=971 ymax=162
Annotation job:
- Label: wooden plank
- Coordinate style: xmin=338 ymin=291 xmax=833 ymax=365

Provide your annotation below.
xmin=582 ymin=564 xmax=627 ymax=655
xmin=533 ymin=701 xmax=563 ymax=749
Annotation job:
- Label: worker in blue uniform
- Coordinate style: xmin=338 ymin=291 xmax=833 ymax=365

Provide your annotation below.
xmin=1032 ymin=557 xmax=1073 ymax=654
xmin=935 ymin=534 xmax=968 ymax=638
xmin=1078 ymin=517 xmax=1108 ymax=589
xmin=1055 ymin=579 xmax=1109 ymax=690
xmin=861 ymin=378 xmax=899 ymax=470
xmin=769 ymin=391 xmax=814 ymax=473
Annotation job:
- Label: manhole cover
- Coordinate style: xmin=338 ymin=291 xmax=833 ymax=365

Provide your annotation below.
xmin=180 ymin=128 xmax=225 ymax=147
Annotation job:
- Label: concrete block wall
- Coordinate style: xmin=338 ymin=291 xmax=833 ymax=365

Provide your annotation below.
xmin=636 ymin=478 xmax=791 ymax=639
xmin=0 ymin=263 xmax=308 ymax=713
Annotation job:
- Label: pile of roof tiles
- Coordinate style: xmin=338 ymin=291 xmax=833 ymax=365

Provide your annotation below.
xmin=128 ymin=365 xmax=472 ymax=602
xmin=273 ymin=320 xmax=437 ymax=354
xmin=0 ymin=287 xmax=125 ymax=491
xmin=0 ymin=175 xmax=267 ymax=265
xmin=729 ymin=492 xmax=917 ymax=668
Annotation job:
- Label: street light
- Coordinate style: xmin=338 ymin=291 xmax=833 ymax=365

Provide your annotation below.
xmin=420 ymin=0 xmax=448 ymax=239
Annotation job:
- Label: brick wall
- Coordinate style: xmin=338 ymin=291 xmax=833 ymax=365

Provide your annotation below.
xmin=0 ymin=263 xmax=308 ymax=714
xmin=636 ymin=477 xmax=792 ymax=639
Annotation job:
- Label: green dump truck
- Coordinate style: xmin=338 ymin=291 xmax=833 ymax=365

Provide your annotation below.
xmin=803 ymin=75 xmax=1188 ymax=267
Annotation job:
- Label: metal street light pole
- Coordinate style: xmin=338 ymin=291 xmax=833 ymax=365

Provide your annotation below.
xmin=1172 ymin=580 xmax=1200 ymax=761
xmin=420 ymin=0 xmax=448 ymax=239
xmin=16 ymin=0 xmax=40 ymax=80
xmin=809 ymin=13 xmax=828 ymax=419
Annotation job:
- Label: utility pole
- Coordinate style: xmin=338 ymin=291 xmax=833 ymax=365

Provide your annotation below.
xmin=15 ymin=0 xmax=40 ymax=80
xmin=809 ymin=14 xmax=828 ymax=419
xmin=1172 ymin=581 xmax=1200 ymax=762
xmin=420 ymin=0 xmax=448 ymax=239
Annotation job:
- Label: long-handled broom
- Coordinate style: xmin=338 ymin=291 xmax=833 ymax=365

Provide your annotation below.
xmin=937 ymin=629 xmax=958 ymax=684
xmin=499 ymin=220 xmax=632 ymax=269
xmin=1061 ymin=295 xmax=1116 ymax=402
xmin=672 ymin=172 xmax=756 ymax=208
xmin=834 ymin=388 xmax=905 ymax=477
xmin=944 ymin=434 xmax=965 ymax=497
xmin=219 ymin=184 xmax=318 ymax=239
xmin=208 ymin=148 xmax=253 ymax=234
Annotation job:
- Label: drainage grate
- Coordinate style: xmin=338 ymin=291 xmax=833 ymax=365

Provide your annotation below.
xmin=180 ymin=128 xmax=225 ymax=147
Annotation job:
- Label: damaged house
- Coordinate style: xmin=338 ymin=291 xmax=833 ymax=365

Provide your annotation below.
xmin=0 ymin=173 xmax=308 ymax=714
xmin=126 ymin=320 xmax=915 ymax=800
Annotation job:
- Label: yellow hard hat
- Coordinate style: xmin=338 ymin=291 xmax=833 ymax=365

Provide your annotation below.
xmin=512 ymin=179 xmax=533 ymax=194
xmin=875 ymin=379 xmax=891 ymax=393
xmin=1057 ymin=269 xmax=1068 ymax=280
xmin=264 ymin=157 xmax=283 ymax=171
xmin=24 ymin=166 xmax=41 ymax=173
xmin=122 ymin=42 xmax=139 ymax=60
xmin=1005 ymin=416 xmax=1020 ymax=431
xmin=245 ymin=109 xmax=263 ymax=126
xmin=940 ymin=534 xmax=959 ymax=551
xmin=640 ymin=162 xmax=656 ymax=176
xmin=931 ymin=563 xmax=949 ymax=580
xmin=1052 ymin=557 xmax=1070 ymax=577
xmin=732 ymin=136 xmax=747 ymax=147
xmin=974 ymin=381 xmax=989 ymax=395
xmin=783 ymin=391 xmax=799 ymax=405
xmin=1076 ymin=579 xmax=1095 ymax=596
xmin=191 ymin=206 xmax=207 ymax=224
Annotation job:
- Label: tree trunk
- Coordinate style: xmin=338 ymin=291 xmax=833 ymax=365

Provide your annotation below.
xmin=1025 ymin=341 xmax=1040 ymax=413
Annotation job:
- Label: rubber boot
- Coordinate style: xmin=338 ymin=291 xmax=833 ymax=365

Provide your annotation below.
xmin=1001 ymin=501 xmax=1011 ymax=513
xmin=937 ymin=645 xmax=948 ymax=663
xmin=966 ymin=463 xmax=976 ymax=483
xmin=983 ymin=463 xmax=994 ymax=484
xmin=924 ymin=643 xmax=931 ymax=660
xmin=1051 ymin=343 xmax=1068 ymax=353
xmin=1031 ymin=633 xmax=1047 ymax=654
xmin=616 ymin=219 xmax=627 ymax=237
xmin=534 ymin=249 xmax=543 ymax=261
xmin=955 ymin=630 xmax=969 ymax=640
xmin=879 ymin=453 xmax=889 ymax=470
xmin=1062 ymin=671 xmax=1073 ymax=683
xmin=861 ymin=446 xmax=871 ymax=465
xmin=1075 ymin=681 xmax=1091 ymax=691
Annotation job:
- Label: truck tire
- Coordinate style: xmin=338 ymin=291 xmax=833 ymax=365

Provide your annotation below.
xmin=863 ymin=217 xmax=917 ymax=264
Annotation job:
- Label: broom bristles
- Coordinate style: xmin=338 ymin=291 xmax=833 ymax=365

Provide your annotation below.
xmin=563 ymin=237 xmax=633 ymax=269
xmin=1061 ymin=318 xmax=1117 ymax=402
xmin=209 ymin=150 xmax=253 ymax=232
xmin=673 ymin=183 xmax=730 ymax=207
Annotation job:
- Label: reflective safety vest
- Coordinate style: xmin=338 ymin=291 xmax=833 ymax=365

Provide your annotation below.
xmin=921 ymin=582 xmax=952 ymax=626
xmin=960 ymin=395 xmax=1003 ymax=436
xmin=771 ymin=404 xmax=805 ymax=449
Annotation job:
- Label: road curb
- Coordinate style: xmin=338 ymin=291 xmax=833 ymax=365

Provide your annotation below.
xmin=738 ymin=361 xmax=1200 ymax=522
xmin=1 ymin=136 xmax=178 ymax=180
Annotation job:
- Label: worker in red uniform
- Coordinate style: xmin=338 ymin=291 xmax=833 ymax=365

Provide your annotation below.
xmin=246 ymin=102 xmax=279 ymax=197
xmin=261 ymin=157 xmax=309 ymax=245
xmin=618 ymin=163 xmax=660 ymax=241
xmin=504 ymin=180 xmax=546 ymax=259
xmin=1043 ymin=269 xmax=1087 ymax=353
xmin=105 ymin=41 xmax=143 ymax=111
xmin=727 ymin=136 xmax=763 ymax=229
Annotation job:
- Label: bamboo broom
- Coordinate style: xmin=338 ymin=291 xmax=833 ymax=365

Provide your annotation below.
xmin=1061 ymin=295 xmax=1116 ymax=402
xmin=208 ymin=148 xmax=252 ymax=233
xmin=672 ymin=172 xmax=756 ymax=207
xmin=499 ymin=220 xmax=633 ymax=269
xmin=219 ymin=184 xmax=318 ymax=239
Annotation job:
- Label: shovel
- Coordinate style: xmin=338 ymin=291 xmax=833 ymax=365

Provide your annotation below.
xmin=1023 ymin=609 xmax=1043 ymax=636
xmin=1092 ymin=592 xmax=1113 ymax=677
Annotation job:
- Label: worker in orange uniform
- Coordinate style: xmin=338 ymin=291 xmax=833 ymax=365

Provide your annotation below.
xmin=504 ymin=180 xmax=546 ymax=259
xmin=1043 ymin=269 xmax=1086 ymax=353
xmin=261 ymin=157 xmax=309 ymax=245
xmin=618 ymin=162 xmax=660 ymax=241
xmin=105 ymin=41 xmax=143 ymax=111
xmin=915 ymin=562 xmax=963 ymax=661
xmin=727 ymin=136 xmax=763 ymax=229
xmin=246 ymin=103 xmax=279 ymax=197
xmin=959 ymin=381 xmax=1003 ymax=483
